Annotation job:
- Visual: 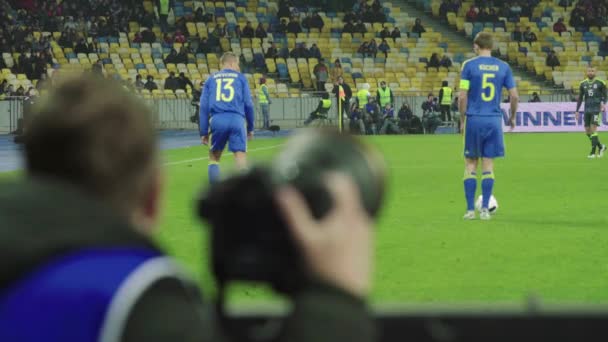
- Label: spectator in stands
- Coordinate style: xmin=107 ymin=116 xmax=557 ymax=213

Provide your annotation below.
xmin=276 ymin=19 xmax=288 ymax=34
xmin=439 ymin=0 xmax=452 ymax=21
xmin=163 ymin=33 xmax=174 ymax=48
xmin=559 ymin=0 xmax=573 ymax=9
xmin=277 ymin=0 xmax=291 ymax=18
xmin=380 ymin=26 xmax=391 ymax=39
xmin=367 ymin=39 xmax=378 ymax=58
xmin=427 ymin=53 xmax=441 ymax=68
xmin=313 ymin=59 xmax=329 ymax=91
xmin=302 ymin=13 xmax=313 ymax=30
xmin=546 ymin=50 xmax=560 ymax=69
xmin=255 ymin=23 xmax=267 ymax=39
xmin=344 ymin=11 xmax=357 ymax=24
xmin=398 ymin=102 xmax=419 ymax=133
xmin=174 ymin=30 xmax=186 ymax=44
xmin=14 ymin=85 xmax=25 ymax=97
xmin=165 ymin=72 xmax=179 ymax=92
xmin=523 ymin=26 xmax=537 ymax=43
xmin=466 ymin=5 xmax=478 ymax=22
xmin=422 ymin=93 xmax=438 ymax=115
xmin=411 ymin=18 xmax=426 ymax=35
xmin=355 ymin=20 xmax=367 ymax=33
xmin=198 ymin=37 xmax=211 ymax=54
xmin=512 ymin=25 xmax=523 ymax=42
xmin=135 ymin=75 xmax=145 ymax=91
xmin=178 ymin=72 xmax=194 ymax=91
xmin=141 ymin=28 xmax=156 ymax=44
xmin=331 ymin=59 xmax=343 ymax=83
xmin=176 ymin=46 xmax=189 ymax=64
xmin=311 ymin=12 xmax=324 ymax=30
xmin=357 ymin=42 xmax=369 ymax=56
xmin=74 ymin=38 xmax=89 ymax=54
xmin=488 ymin=8 xmax=499 ymax=22
xmin=242 ymin=21 xmax=254 ymax=38
xmin=290 ymin=43 xmax=309 ymax=58
xmin=145 ymin=75 xmax=158 ymax=91
xmin=391 ymin=27 xmax=401 ymax=42
xmin=57 ymin=30 xmax=71 ymax=48
xmin=164 ymin=49 xmax=178 ymax=64
xmin=5 ymin=84 xmax=14 ymax=97
xmin=343 ymin=20 xmax=355 ymax=34
xmin=231 ymin=23 xmax=242 ymax=39
xmin=309 ymin=43 xmax=322 ymax=59
xmin=265 ymin=42 xmax=278 ymax=58
xmin=287 ymin=17 xmax=302 ymax=34
xmin=378 ymin=39 xmax=390 ymax=58
xmin=440 ymin=55 xmax=453 ymax=68
xmin=0 ymin=80 xmax=7 ymax=95
xmin=553 ymin=18 xmax=567 ymax=35
xmin=529 ymin=92 xmax=542 ymax=102
xmin=477 ymin=7 xmax=490 ymax=22
xmin=133 ymin=32 xmax=143 ymax=43
xmin=509 ymin=2 xmax=522 ymax=17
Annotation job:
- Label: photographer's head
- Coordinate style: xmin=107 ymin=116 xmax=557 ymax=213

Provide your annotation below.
xmin=24 ymin=75 xmax=161 ymax=233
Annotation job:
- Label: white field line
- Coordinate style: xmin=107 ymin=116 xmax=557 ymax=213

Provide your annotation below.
xmin=163 ymin=144 xmax=283 ymax=166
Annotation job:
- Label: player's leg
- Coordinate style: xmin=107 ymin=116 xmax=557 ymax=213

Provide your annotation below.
xmin=590 ymin=114 xmax=605 ymax=157
xmin=584 ymin=113 xmax=596 ymax=157
xmin=228 ymin=117 xmax=248 ymax=170
xmin=208 ymin=150 xmax=223 ymax=184
xmin=208 ymin=118 xmax=229 ymax=184
xmin=463 ymin=116 xmax=479 ymax=219
xmin=478 ymin=118 xmax=504 ymax=219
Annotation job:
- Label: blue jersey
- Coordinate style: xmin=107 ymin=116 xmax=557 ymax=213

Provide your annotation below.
xmin=199 ymin=69 xmax=255 ymax=136
xmin=459 ymin=56 xmax=515 ymax=117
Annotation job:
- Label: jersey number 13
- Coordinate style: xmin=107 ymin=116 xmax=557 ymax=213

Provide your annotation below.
xmin=215 ymin=79 xmax=235 ymax=102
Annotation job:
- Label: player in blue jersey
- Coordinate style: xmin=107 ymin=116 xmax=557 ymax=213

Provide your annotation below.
xmin=200 ymin=52 xmax=255 ymax=184
xmin=459 ymin=32 xmax=519 ymax=220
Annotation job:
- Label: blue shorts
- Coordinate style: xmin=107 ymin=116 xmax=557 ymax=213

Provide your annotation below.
xmin=210 ymin=113 xmax=247 ymax=152
xmin=463 ymin=115 xmax=504 ymax=159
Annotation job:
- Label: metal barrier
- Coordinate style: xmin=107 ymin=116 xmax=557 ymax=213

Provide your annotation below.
xmin=0 ymin=98 xmax=24 ymax=134
xmin=0 ymin=89 xmax=579 ymax=133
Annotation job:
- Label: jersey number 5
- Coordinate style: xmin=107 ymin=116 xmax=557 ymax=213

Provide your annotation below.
xmin=215 ymin=79 xmax=235 ymax=102
xmin=481 ymin=73 xmax=496 ymax=102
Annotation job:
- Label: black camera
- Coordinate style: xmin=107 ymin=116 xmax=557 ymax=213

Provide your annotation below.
xmin=197 ymin=129 xmax=386 ymax=295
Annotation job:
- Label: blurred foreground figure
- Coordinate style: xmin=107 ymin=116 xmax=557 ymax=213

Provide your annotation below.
xmin=0 ymin=76 xmax=376 ymax=342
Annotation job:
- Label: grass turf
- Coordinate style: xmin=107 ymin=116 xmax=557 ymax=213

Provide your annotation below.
xmin=4 ymin=132 xmax=608 ymax=304
xmin=157 ymin=132 xmax=608 ymax=305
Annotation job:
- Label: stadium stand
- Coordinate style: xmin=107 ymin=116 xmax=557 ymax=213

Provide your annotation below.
xmin=0 ymin=0 xmax=481 ymax=101
xmin=420 ymin=0 xmax=608 ymax=93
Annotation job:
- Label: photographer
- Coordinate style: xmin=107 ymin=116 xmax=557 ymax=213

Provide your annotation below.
xmin=379 ymin=103 xmax=401 ymax=134
xmin=0 ymin=76 xmax=376 ymax=342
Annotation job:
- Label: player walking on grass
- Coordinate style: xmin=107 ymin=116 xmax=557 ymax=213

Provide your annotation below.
xmin=575 ymin=67 xmax=607 ymax=158
xmin=200 ymin=52 xmax=255 ymax=184
xmin=459 ymin=32 xmax=519 ymax=220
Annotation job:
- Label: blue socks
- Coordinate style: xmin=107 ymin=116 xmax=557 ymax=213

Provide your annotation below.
xmin=208 ymin=162 xmax=220 ymax=184
xmin=464 ymin=172 xmax=477 ymax=211
xmin=481 ymin=172 xmax=495 ymax=209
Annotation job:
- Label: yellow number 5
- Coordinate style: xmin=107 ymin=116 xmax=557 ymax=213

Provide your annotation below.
xmin=215 ymin=79 xmax=235 ymax=102
xmin=481 ymin=73 xmax=495 ymax=102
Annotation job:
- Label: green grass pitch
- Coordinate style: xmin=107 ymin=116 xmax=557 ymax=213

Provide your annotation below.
xmin=4 ymin=132 xmax=608 ymax=304
xmin=158 ymin=132 xmax=608 ymax=305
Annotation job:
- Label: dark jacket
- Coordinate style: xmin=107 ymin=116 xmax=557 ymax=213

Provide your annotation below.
xmin=0 ymin=179 xmax=375 ymax=342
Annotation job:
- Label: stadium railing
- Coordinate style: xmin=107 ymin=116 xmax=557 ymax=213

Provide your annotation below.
xmin=0 ymin=90 xmax=578 ymax=133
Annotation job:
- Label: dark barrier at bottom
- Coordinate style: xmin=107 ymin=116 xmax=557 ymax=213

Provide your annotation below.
xmin=224 ymin=309 xmax=608 ymax=341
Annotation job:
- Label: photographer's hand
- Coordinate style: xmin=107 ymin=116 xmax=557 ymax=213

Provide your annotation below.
xmin=276 ymin=174 xmax=373 ymax=298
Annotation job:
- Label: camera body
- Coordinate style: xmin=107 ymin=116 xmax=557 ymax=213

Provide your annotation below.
xmin=197 ymin=130 xmax=386 ymax=294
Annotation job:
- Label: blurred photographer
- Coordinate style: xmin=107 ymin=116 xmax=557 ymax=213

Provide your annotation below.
xmin=0 ymin=76 xmax=376 ymax=342
xmin=190 ymin=80 xmax=204 ymax=126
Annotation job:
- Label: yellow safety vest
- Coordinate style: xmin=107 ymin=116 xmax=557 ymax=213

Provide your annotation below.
xmin=357 ymin=89 xmax=368 ymax=108
xmin=377 ymin=87 xmax=391 ymax=106
xmin=258 ymin=85 xmax=269 ymax=104
xmin=441 ymin=86 xmax=452 ymax=105
xmin=159 ymin=0 xmax=170 ymax=15
xmin=322 ymin=99 xmax=331 ymax=108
